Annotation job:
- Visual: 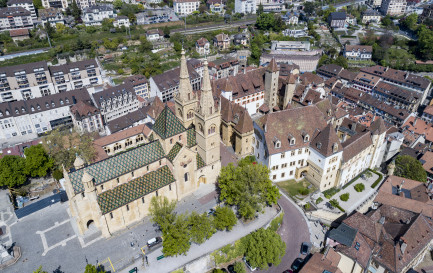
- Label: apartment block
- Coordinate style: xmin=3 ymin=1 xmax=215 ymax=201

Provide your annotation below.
xmin=0 ymin=7 xmax=33 ymax=30
xmin=7 ymin=0 xmax=36 ymax=20
xmin=381 ymin=0 xmax=406 ymax=15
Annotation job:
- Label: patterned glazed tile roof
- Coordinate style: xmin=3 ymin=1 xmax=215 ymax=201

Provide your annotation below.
xmin=197 ymin=153 xmax=205 ymax=169
xmin=167 ymin=142 xmax=183 ymax=162
xmin=97 ymin=166 xmax=175 ymax=214
xmin=153 ymin=106 xmax=186 ymax=139
xmin=187 ymin=128 xmax=197 ymax=147
xmin=69 ymin=141 xmax=165 ymax=194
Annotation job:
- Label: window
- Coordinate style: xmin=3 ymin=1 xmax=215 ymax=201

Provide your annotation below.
xmin=298 ymin=149 xmax=302 ymax=155
xmin=142 ymin=197 xmax=145 ymax=203
xmin=126 ymin=204 xmax=129 ymax=211
xmin=110 ymin=212 xmax=113 ymax=219
xmin=355 ymin=242 xmax=360 ymax=251
xmin=147 ymin=166 xmax=149 ymax=171
xmin=159 ymin=160 xmax=162 ymax=166
xmin=179 ymin=135 xmax=182 ymax=141
xmin=281 ymin=153 xmax=285 ymax=159
xmin=81 ymin=192 xmax=85 ymax=198
xmin=117 ymin=178 xmax=120 ymax=184
xmin=184 ymin=173 xmax=189 ymax=182
xmin=281 ymin=173 xmax=285 ymax=178
xmin=170 ymin=138 xmax=173 ymax=144
xmin=131 ymin=171 xmax=134 ymax=177
xmin=290 ymin=138 xmax=295 ymax=145
xmin=272 ymin=175 xmax=276 ymax=179
xmin=156 ymin=190 xmax=158 ymax=196
xmin=208 ymin=125 xmax=216 ymax=134
xmin=169 ymin=184 xmax=172 ymax=191
xmin=290 ymin=170 xmax=293 ymax=175
xmin=291 ymin=151 xmax=295 ymax=156
xmin=101 ymin=185 xmax=104 ymax=191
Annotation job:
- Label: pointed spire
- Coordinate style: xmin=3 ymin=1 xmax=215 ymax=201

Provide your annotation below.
xmin=266 ymin=58 xmax=279 ymax=73
xmin=199 ymin=58 xmax=215 ymax=117
xmin=178 ymin=48 xmax=193 ymax=101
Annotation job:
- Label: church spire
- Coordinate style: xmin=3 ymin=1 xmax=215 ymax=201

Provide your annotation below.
xmin=178 ymin=48 xmax=193 ymax=101
xmin=199 ymin=58 xmax=215 ymax=117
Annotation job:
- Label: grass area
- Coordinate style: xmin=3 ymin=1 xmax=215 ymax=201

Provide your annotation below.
xmin=268 ymin=212 xmax=284 ymax=232
xmin=211 ymin=240 xmax=244 ymax=266
xmin=171 ymin=269 xmax=184 ymax=273
xmin=277 ymin=179 xmax=314 ymax=199
xmin=322 ymin=187 xmax=340 ymax=199
xmin=0 ymin=52 xmax=52 ymax=67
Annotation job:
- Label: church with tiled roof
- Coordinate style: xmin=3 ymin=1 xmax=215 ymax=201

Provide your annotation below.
xmin=63 ymin=50 xmax=221 ymax=237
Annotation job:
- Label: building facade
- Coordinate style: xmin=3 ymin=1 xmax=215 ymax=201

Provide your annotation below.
xmin=173 ymin=0 xmax=200 ymax=16
xmin=196 ymin=38 xmax=210 ymax=55
xmin=83 ymin=5 xmax=116 ymax=26
xmin=343 ymin=45 xmax=373 ymax=61
xmin=208 ymin=58 xmax=239 ymax=80
xmin=381 ymin=0 xmax=406 ymax=15
xmin=234 ymin=0 xmax=256 ymax=14
xmin=7 ymin=0 xmax=36 ymax=20
xmin=0 ymin=7 xmax=33 ymax=30
xmin=70 ymin=100 xmax=105 ymax=134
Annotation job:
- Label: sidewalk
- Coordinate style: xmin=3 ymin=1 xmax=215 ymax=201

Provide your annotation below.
xmin=119 ymin=206 xmax=278 ymax=273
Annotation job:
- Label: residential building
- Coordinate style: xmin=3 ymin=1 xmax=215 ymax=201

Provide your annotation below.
xmin=39 ymin=7 xmax=65 ymax=27
xmin=208 ymin=58 xmax=239 ymax=80
xmin=233 ymin=33 xmax=248 ymax=46
xmin=381 ymin=0 xmax=406 ymax=15
xmin=0 ymin=88 xmax=91 ymax=145
xmin=105 ymin=107 xmax=151 ymax=135
xmin=325 ymin=200 xmax=433 ymax=273
xmin=63 ymin=51 xmax=221 ymax=238
xmin=113 ymin=16 xmax=130 ymax=28
xmin=343 ymin=45 xmax=373 ymax=61
xmin=146 ymin=29 xmax=164 ymax=41
xmin=0 ymin=7 xmax=33 ymax=30
xmin=234 ymin=0 xmax=256 ymax=14
xmin=9 ymin=28 xmax=29 ymax=42
xmin=328 ymin=12 xmax=347 ymax=28
xmin=70 ymin=100 xmax=105 ymax=134
xmin=256 ymin=0 xmax=285 ymax=12
xmin=421 ymin=105 xmax=433 ymax=123
xmin=7 ymin=0 xmax=36 ymax=20
xmin=401 ymin=116 xmax=433 ymax=146
xmin=282 ymin=11 xmax=299 ymax=25
xmin=282 ymin=27 xmax=308 ymax=38
xmin=207 ymin=0 xmax=225 ymax=13
xmin=352 ymin=72 xmax=381 ymax=92
xmin=345 ymin=14 xmax=356 ymax=25
xmin=372 ymin=81 xmax=420 ymax=112
xmin=77 ymin=0 xmax=96 ymax=10
xmin=195 ymin=38 xmax=210 ymax=55
xmin=123 ymin=75 xmax=150 ymax=100
xmin=93 ymin=83 xmax=140 ymax=123
xmin=48 ymin=59 xmax=102 ymax=93
xmin=420 ymin=151 xmax=433 ymax=182
xmin=420 ymin=4 xmax=433 ymax=23
xmin=82 ymin=5 xmax=116 ymax=26
xmin=362 ymin=9 xmax=382 ymax=23
xmin=173 ymin=0 xmax=200 ymax=16
xmin=260 ymin=51 xmax=322 ymax=73
xmin=317 ymin=64 xmax=344 ymax=79
xmin=149 ymin=60 xmax=202 ymax=102
xmin=271 ymin=40 xmax=310 ymax=51
xmin=41 ymin=0 xmax=68 ymax=9
xmin=360 ymin=65 xmax=432 ymax=104
xmin=299 ymin=250 xmax=342 ymax=273
xmin=370 ymin=0 xmax=383 ymax=7
xmin=213 ymin=33 xmax=230 ymax=50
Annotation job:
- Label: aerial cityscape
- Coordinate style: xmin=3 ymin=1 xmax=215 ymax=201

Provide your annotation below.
xmin=0 ymin=0 xmax=432 ymax=272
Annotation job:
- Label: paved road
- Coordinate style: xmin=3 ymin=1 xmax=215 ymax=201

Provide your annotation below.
xmin=172 ymin=20 xmax=256 ymax=35
xmin=0 ymin=48 xmax=49 ymax=61
xmin=256 ymin=192 xmax=311 ymax=273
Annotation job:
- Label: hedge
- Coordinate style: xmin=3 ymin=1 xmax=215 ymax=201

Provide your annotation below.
xmin=340 ymin=193 xmax=350 ymax=202
xmin=323 ymin=187 xmax=340 ymax=199
xmin=354 ymin=183 xmax=365 ymax=192
xmin=370 ymin=169 xmax=384 ymax=189
xmin=329 ymin=199 xmax=345 ymax=213
xmin=315 ymin=197 xmax=323 ymax=204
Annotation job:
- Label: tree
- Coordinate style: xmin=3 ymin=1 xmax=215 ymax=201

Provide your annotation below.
xmin=256 ymin=13 xmax=274 ymax=31
xmin=163 ymin=26 xmax=170 ymax=38
xmin=257 ymin=4 xmax=264 ymax=15
xmin=113 ymin=0 xmax=123 ymax=9
xmin=84 ymin=264 xmax=106 ymax=273
xmin=234 ymin=262 xmax=246 ymax=273
xmin=162 ymin=214 xmax=191 ymax=256
xmin=218 ymin=158 xmax=280 ymax=220
xmin=0 ymin=0 xmax=6 ymax=7
xmin=188 ymin=211 xmax=215 ymax=244
xmin=213 ymin=206 xmax=237 ymax=231
xmin=0 ymin=156 xmax=27 ymax=188
xmin=52 ymin=169 xmax=64 ymax=181
xmin=71 ymin=0 xmax=81 ymax=21
xmin=322 ymin=5 xmax=336 ymax=22
xmin=34 ymin=266 xmax=48 ymax=273
xmin=394 ymin=155 xmax=427 ymax=182
xmin=417 ymin=25 xmax=433 ymax=61
xmin=401 ymin=13 xmax=418 ymax=31
xmin=340 ymin=193 xmax=349 ymax=202
xmin=139 ymin=36 xmax=153 ymax=52
xmin=334 ymin=55 xmax=348 ymax=69
xmin=241 ymin=228 xmax=286 ymax=269
xmin=199 ymin=3 xmax=207 ymax=13
xmin=149 ymin=196 xmax=177 ymax=233
xmin=23 ymin=144 xmax=54 ymax=177
xmin=303 ymin=1 xmax=316 ymax=15
xmin=33 ymin=0 xmax=43 ymax=9
xmin=382 ymin=15 xmax=393 ymax=27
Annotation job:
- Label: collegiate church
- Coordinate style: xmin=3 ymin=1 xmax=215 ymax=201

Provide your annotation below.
xmin=63 ymin=50 xmax=221 ymax=237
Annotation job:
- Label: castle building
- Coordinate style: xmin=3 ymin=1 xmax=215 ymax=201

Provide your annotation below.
xmin=63 ymin=50 xmax=221 ymax=237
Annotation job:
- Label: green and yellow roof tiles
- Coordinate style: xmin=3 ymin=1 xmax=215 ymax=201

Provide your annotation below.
xmin=197 ymin=153 xmax=205 ymax=169
xmin=68 ymin=141 xmax=165 ymax=194
xmin=153 ymin=106 xmax=186 ymax=139
xmin=167 ymin=142 xmax=183 ymax=162
xmin=97 ymin=166 xmax=175 ymax=214
xmin=187 ymin=128 xmax=197 ymax=147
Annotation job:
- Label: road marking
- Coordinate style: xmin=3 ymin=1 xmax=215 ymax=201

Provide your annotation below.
xmin=78 ymin=234 xmax=103 ymax=248
xmin=36 ymin=219 xmax=77 ymax=256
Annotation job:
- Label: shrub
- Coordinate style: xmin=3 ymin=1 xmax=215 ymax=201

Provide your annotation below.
xmin=304 ymin=203 xmax=311 ymax=210
xmin=340 ymin=193 xmax=350 ymax=202
xmin=323 ymin=187 xmax=340 ymax=199
xmin=315 ymin=197 xmax=323 ymax=204
xmin=370 ymin=170 xmax=384 ymax=188
xmin=354 ymin=183 xmax=365 ymax=192
xmin=329 ymin=199 xmax=345 ymax=212
xmin=234 ymin=262 xmax=246 ymax=273
xmin=213 ymin=206 xmax=237 ymax=231
xmin=298 ymin=188 xmax=309 ymax=195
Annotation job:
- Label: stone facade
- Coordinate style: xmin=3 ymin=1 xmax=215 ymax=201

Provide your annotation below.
xmin=63 ymin=51 xmax=221 ymax=237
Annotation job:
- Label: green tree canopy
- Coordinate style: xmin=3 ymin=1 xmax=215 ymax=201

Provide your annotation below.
xmin=24 ymin=144 xmax=54 ymax=177
xmin=303 ymin=1 xmax=316 ymax=15
xmin=394 ymin=155 xmax=427 ymax=182
xmin=162 ymin=214 xmax=191 ymax=256
xmin=0 ymin=156 xmax=27 ymax=188
xmin=256 ymin=13 xmax=279 ymax=31
xmin=241 ymin=228 xmax=286 ymax=270
xmin=257 ymin=4 xmax=264 ymax=15
xmin=113 ymin=0 xmax=123 ymax=9
xmin=334 ymin=55 xmax=348 ymax=69
xmin=218 ymin=158 xmax=280 ymax=220
xmin=84 ymin=264 xmax=106 ymax=273
xmin=33 ymin=266 xmax=48 ymax=273
xmin=188 ymin=211 xmax=215 ymax=244
xmin=401 ymin=13 xmax=418 ymax=31
xmin=149 ymin=196 xmax=177 ymax=233
xmin=163 ymin=26 xmax=170 ymax=37
xmin=213 ymin=206 xmax=237 ymax=231
xmin=71 ymin=0 xmax=81 ymax=21
xmin=33 ymin=0 xmax=43 ymax=9
xmin=417 ymin=25 xmax=433 ymax=61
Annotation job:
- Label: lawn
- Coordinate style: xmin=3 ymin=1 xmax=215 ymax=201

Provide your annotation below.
xmin=276 ymin=179 xmax=315 ymax=199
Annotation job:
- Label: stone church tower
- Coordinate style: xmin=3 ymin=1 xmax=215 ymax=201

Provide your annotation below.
xmin=175 ymin=49 xmax=198 ymax=129
xmin=195 ymin=59 xmax=221 ymax=165
xmin=264 ymin=58 xmax=280 ymax=112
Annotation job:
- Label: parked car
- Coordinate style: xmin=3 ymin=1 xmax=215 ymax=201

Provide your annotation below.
xmin=147 ymin=236 xmax=162 ymax=248
xmin=227 ymin=264 xmax=235 ymax=273
xmin=300 ymin=242 xmax=311 ymax=255
xmin=243 ymin=257 xmax=257 ymax=271
xmin=291 ymin=258 xmax=304 ymax=272
xmin=207 ymin=208 xmax=216 ymax=216
xmin=282 ymin=270 xmax=294 ymax=273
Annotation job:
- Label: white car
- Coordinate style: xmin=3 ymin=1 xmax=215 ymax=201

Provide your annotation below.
xmin=243 ymin=257 xmax=257 ymax=271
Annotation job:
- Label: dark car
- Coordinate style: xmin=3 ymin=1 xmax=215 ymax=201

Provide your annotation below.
xmin=300 ymin=242 xmax=311 ymax=255
xmin=282 ymin=270 xmax=294 ymax=273
xmin=227 ymin=264 xmax=235 ymax=273
xmin=147 ymin=236 xmax=162 ymax=248
xmin=291 ymin=258 xmax=304 ymax=272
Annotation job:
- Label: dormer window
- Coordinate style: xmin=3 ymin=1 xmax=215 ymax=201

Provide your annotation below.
xmin=333 ymin=143 xmax=339 ymax=153
xmin=60 ymin=100 xmax=64 ymax=105
xmin=274 ymin=136 xmax=281 ymax=148
xmin=21 ymin=107 xmax=25 ymax=113
xmin=65 ymin=98 xmax=69 ymax=103
xmin=5 ymin=110 xmax=9 ymax=115
xmin=304 ymin=134 xmax=309 ymax=142
xmin=290 ymin=138 xmax=295 ymax=145
xmin=0 ymin=111 xmax=3 ymax=117
xmin=46 ymin=102 xmax=49 ymax=108
xmin=37 ymin=105 xmax=41 ymax=110
xmin=31 ymin=106 xmax=35 ymax=112
xmin=317 ymin=142 xmax=322 ymax=149
xmin=15 ymin=109 xmax=19 ymax=114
